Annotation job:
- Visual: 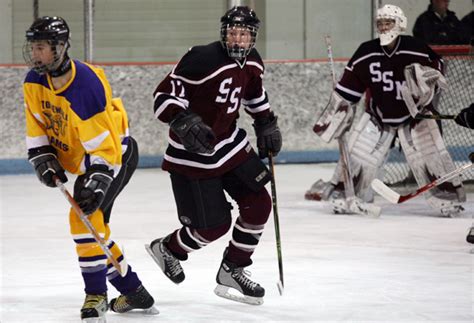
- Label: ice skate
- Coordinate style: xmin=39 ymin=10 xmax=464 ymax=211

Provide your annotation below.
xmin=81 ymin=293 xmax=108 ymax=323
xmin=304 ymin=179 xmax=335 ymax=201
xmin=214 ymin=258 xmax=264 ymax=305
xmin=145 ymin=236 xmax=185 ymax=284
xmin=110 ymin=284 xmax=159 ymax=315
xmin=466 ymin=226 xmax=474 ymax=244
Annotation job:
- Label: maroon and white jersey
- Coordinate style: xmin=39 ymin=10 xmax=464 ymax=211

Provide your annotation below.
xmin=336 ymin=35 xmax=443 ymax=124
xmin=153 ymin=41 xmax=271 ymax=178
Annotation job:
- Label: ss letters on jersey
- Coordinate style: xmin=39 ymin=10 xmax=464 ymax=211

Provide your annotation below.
xmin=369 ymin=62 xmax=405 ymax=100
xmin=215 ymin=77 xmax=242 ymax=114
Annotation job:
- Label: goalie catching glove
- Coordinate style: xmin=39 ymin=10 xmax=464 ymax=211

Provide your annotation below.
xmin=28 ymin=145 xmax=68 ymax=187
xmin=75 ymin=165 xmax=114 ymax=215
xmin=400 ymin=63 xmax=448 ymax=117
xmin=170 ymin=110 xmax=216 ymax=154
xmin=253 ymin=111 xmax=282 ymax=159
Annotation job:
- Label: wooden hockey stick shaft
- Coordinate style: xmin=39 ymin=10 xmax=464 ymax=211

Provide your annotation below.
xmin=414 ymin=113 xmax=456 ymax=120
xmin=53 ymin=175 xmax=124 ymax=276
xmin=371 ymin=162 xmax=474 ymax=204
xmin=268 ymin=153 xmax=284 ymax=295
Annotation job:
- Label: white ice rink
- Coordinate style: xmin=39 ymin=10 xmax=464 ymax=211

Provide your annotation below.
xmin=1 ymin=163 xmax=473 ymax=322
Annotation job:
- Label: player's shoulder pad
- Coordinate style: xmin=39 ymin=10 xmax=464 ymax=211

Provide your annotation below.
xmin=246 ymin=48 xmax=265 ymax=72
xmin=347 ymin=39 xmax=380 ymax=67
xmin=399 ymin=35 xmax=441 ymax=60
xmin=63 ymin=60 xmax=107 ymax=120
xmin=24 ymin=69 xmax=49 ymax=88
xmin=172 ymin=41 xmax=230 ymax=81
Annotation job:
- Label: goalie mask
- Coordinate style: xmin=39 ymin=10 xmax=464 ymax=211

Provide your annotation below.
xmin=220 ymin=6 xmax=260 ymax=60
xmin=23 ymin=16 xmax=71 ymax=76
xmin=376 ymin=4 xmax=407 ymax=46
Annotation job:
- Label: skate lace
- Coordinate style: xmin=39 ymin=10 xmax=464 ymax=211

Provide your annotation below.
xmin=233 ymin=268 xmax=258 ymax=290
xmin=164 ymin=251 xmax=183 ymax=276
xmin=111 ymin=295 xmax=130 ymax=312
xmin=83 ymin=294 xmax=106 ymax=309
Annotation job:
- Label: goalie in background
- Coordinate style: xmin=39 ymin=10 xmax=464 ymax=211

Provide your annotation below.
xmin=23 ymin=16 xmax=157 ymax=322
xmin=308 ymin=4 xmax=465 ymax=216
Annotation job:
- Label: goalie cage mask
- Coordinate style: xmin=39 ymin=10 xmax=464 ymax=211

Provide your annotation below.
xmin=220 ymin=6 xmax=260 ymax=60
xmin=23 ymin=16 xmax=71 ymax=75
xmin=376 ymin=4 xmax=407 ymax=46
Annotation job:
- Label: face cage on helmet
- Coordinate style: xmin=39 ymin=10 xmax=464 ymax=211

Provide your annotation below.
xmin=22 ymin=40 xmax=68 ymax=75
xmin=376 ymin=19 xmax=402 ymax=46
xmin=220 ymin=24 xmax=258 ymax=60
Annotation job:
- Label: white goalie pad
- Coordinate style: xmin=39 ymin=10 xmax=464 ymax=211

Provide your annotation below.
xmin=400 ymin=63 xmax=448 ymax=117
xmin=397 ymin=119 xmax=466 ymax=215
xmin=313 ymin=91 xmax=354 ymax=143
xmin=329 ymin=112 xmax=396 ymax=202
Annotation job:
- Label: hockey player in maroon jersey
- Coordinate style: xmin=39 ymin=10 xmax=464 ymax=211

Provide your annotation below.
xmin=146 ymin=6 xmax=282 ymax=305
xmin=309 ymin=4 xmax=465 ymax=216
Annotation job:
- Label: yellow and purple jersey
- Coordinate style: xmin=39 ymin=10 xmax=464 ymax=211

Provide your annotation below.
xmin=23 ymin=60 xmax=129 ymax=176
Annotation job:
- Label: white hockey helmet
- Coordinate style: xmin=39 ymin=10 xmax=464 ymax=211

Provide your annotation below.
xmin=376 ymin=4 xmax=407 ymax=46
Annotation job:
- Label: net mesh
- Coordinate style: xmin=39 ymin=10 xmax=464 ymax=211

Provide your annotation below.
xmin=383 ymin=45 xmax=474 ymax=186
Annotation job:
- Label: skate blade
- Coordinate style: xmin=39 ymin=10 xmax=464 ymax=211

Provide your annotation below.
xmin=144 ymin=244 xmax=165 ymax=273
xmin=143 ymin=305 xmax=160 ymax=315
xmin=145 ymin=244 xmax=182 ymax=285
xmin=214 ymin=285 xmax=263 ymax=305
xmin=82 ymin=317 xmax=106 ymax=323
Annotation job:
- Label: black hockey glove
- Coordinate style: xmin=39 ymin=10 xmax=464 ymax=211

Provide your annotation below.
xmin=170 ymin=110 xmax=216 ymax=154
xmin=28 ymin=145 xmax=68 ymax=187
xmin=75 ymin=165 xmax=114 ymax=215
xmin=454 ymin=104 xmax=474 ymax=129
xmin=253 ymin=112 xmax=282 ymax=159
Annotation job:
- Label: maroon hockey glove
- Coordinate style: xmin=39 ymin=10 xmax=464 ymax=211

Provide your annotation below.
xmin=75 ymin=165 xmax=114 ymax=215
xmin=28 ymin=145 xmax=68 ymax=187
xmin=253 ymin=112 xmax=282 ymax=159
xmin=170 ymin=110 xmax=216 ymax=154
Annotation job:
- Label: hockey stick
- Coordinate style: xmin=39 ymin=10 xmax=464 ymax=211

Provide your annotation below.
xmin=268 ymin=152 xmax=284 ymax=295
xmin=414 ymin=113 xmax=456 ymax=120
xmin=325 ymin=35 xmax=381 ymax=218
xmin=53 ymin=175 xmax=125 ymax=277
xmin=371 ymin=162 xmax=473 ymax=204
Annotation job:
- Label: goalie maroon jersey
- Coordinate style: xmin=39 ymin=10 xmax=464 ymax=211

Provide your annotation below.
xmin=335 ymin=35 xmax=443 ymax=124
xmin=153 ymin=41 xmax=271 ymax=178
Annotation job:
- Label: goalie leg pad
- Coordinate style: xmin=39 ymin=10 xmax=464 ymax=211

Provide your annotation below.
xmin=397 ymin=119 xmax=466 ymax=214
xmin=329 ymin=113 xmax=396 ymax=202
xmin=313 ymin=91 xmax=354 ymax=143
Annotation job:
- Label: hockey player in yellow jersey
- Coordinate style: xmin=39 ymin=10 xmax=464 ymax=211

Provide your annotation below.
xmin=23 ymin=16 xmax=157 ymax=322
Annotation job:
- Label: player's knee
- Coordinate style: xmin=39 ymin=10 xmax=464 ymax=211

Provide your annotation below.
xmin=237 ymin=188 xmax=272 ymax=225
xmin=195 ymin=220 xmax=232 ymax=242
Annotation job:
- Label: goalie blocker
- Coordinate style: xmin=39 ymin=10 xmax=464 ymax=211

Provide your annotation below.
xmin=313 ymin=91 xmax=354 ymax=143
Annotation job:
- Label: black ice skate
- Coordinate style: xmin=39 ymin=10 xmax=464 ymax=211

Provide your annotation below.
xmin=145 ymin=236 xmax=185 ymax=284
xmin=466 ymin=226 xmax=474 ymax=244
xmin=81 ymin=293 xmax=108 ymax=323
xmin=214 ymin=258 xmax=265 ymax=305
xmin=110 ymin=284 xmax=159 ymax=315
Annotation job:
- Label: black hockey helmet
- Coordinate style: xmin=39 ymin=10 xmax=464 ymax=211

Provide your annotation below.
xmin=23 ymin=16 xmax=71 ymax=75
xmin=220 ymin=6 xmax=260 ymax=60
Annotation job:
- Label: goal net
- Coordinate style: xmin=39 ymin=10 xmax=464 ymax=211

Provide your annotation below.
xmin=383 ymin=45 xmax=474 ymax=187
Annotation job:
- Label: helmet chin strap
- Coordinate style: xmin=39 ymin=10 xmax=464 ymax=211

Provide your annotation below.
xmin=49 ymin=54 xmax=72 ymax=78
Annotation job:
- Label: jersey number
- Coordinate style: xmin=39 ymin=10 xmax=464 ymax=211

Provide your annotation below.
xmin=369 ymin=62 xmax=404 ymax=100
xmin=215 ymin=78 xmax=242 ymax=114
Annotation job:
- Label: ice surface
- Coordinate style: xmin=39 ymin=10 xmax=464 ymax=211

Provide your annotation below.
xmin=1 ymin=164 xmax=473 ymax=322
